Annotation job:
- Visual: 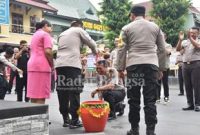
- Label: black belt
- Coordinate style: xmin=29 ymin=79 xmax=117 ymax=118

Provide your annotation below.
xmin=184 ymin=60 xmax=200 ymax=65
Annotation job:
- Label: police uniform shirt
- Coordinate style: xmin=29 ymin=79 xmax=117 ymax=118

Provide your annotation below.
xmin=181 ymin=39 xmax=200 ymax=62
xmin=176 ymin=54 xmax=184 ymax=67
xmin=96 ymin=68 xmax=119 ymax=87
xmin=116 ymin=17 xmax=166 ymax=71
xmin=165 ymin=43 xmax=172 ymax=69
xmin=56 ymin=27 xmax=97 ymax=69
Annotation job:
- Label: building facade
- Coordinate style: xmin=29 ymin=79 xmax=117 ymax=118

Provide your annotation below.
xmin=0 ymin=0 xmax=105 ymax=51
xmin=44 ymin=0 xmax=105 ymax=41
xmin=0 ymin=0 xmax=57 ymax=49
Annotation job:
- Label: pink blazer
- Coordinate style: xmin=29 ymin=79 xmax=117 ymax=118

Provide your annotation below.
xmin=28 ymin=29 xmax=52 ymax=72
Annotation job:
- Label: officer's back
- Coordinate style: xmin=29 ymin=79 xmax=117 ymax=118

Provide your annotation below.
xmin=117 ymin=6 xmax=165 ymax=135
xmin=56 ymin=21 xmax=96 ymax=69
xmin=122 ymin=18 xmax=164 ymax=67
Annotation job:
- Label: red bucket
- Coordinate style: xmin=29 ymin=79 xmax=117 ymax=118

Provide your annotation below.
xmin=79 ymin=100 xmax=110 ymax=132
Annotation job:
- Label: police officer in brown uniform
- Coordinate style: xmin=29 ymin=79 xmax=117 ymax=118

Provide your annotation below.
xmin=56 ymin=20 xmax=97 ymax=128
xmin=116 ymin=6 xmax=166 ymax=135
xmin=176 ymin=27 xmax=200 ymax=112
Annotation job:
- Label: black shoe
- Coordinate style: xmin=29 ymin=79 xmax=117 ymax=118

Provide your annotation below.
xmin=127 ymin=128 xmax=139 ymax=135
xmin=164 ymin=97 xmax=169 ymax=103
xmin=147 ymin=125 xmax=156 ymax=135
xmin=7 ymin=91 xmax=11 ymax=94
xmin=69 ymin=120 xmax=83 ymax=129
xmin=194 ymin=106 xmax=200 ymax=112
xmin=147 ymin=131 xmax=156 ymax=135
xmin=62 ymin=115 xmax=70 ymax=127
xmin=63 ymin=119 xmax=71 ymax=127
xmin=117 ymin=104 xmax=126 ymax=116
xmin=182 ymin=106 xmax=194 ymax=111
xmin=108 ymin=115 xmax=117 ymax=121
xmin=178 ymin=93 xmax=184 ymax=96
xmin=108 ymin=111 xmax=117 ymax=121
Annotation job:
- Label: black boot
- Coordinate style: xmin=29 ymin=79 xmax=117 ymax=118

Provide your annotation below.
xmin=127 ymin=127 xmax=139 ymax=135
xmin=146 ymin=131 xmax=156 ymax=135
xmin=117 ymin=103 xmax=126 ymax=116
xmin=69 ymin=119 xmax=83 ymax=129
xmin=146 ymin=125 xmax=156 ymax=135
xmin=62 ymin=115 xmax=70 ymax=127
xmin=108 ymin=111 xmax=117 ymax=121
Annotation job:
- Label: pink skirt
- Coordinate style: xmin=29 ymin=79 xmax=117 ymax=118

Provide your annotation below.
xmin=27 ymin=71 xmax=51 ymax=99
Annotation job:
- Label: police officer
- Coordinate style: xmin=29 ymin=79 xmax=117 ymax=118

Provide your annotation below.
xmin=91 ymin=60 xmax=126 ymax=120
xmin=0 ymin=47 xmax=23 ymax=99
xmin=157 ymin=33 xmax=172 ymax=103
xmin=56 ymin=20 xmax=97 ymax=128
xmin=176 ymin=27 xmax=200 ymax=112
xmin=116 ymin=6 xmax=166 ymax=135
xmin=176 ymin=50 xmax=184 ymax=96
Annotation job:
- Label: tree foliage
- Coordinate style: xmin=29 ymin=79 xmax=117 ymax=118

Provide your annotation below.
xmin=98 ymin=0 xmax=131 ymax=49
xmin=151 ymin=0 xmax=191 ymax=46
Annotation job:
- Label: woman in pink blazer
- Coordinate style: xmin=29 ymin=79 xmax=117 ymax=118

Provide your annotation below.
xmin=27 ymin=20 xmax=53 ymax=104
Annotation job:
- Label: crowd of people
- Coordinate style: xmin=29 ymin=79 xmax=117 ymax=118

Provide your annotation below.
xmin=0 ymin=5 xmax=200 ymax=135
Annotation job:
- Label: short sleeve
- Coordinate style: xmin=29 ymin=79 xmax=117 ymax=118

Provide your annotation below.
xmin=182 ymin=40 xmax=188 ymax=48
xmin=43 ymin=33 xmax=52 ymax=49
xmin=109 ymin=68 xmax=119 ymax=85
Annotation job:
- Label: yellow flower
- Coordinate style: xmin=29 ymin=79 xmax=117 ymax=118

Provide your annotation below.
xmin=79 ymin=102 xmax=110 ymax=118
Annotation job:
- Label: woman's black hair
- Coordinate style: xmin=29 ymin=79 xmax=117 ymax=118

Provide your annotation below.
xmin=35 ymin=20 xmax=51 ymax=31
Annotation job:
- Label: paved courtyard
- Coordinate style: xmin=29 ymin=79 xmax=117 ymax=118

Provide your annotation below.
xmin=5 ymin=83 xmax=200 ymax=135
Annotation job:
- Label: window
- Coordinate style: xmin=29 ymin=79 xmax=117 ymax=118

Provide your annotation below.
xmin=30 ymin=16 xmax=36 ymax=33
xmin=12 ymin=13 xmax=23 ymax=33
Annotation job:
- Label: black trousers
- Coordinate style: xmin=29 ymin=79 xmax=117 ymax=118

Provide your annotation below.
xmin=157 ymin=69 xmax=169 ymax=99
xmin=102 ymin=89 xmax=125 ymax=116
xmin=57 ymin=90 xmax=80 ymax=120
xmin=16 ymin=73 xmax=29 ymax=102
xmin=8 ymin=70 xmax=17 ymax=93
xmin=183 ymin=62 xmax=200 ymax=107
xmin=0 ymin=75 xmax=9 ymax=100
xmin=178 ymin=66 xmax=184 ymax=94
xmin=56 ymin=67 xmax=83 ymax=120
xmin=126 ymin=64 xmax=159 ymax=129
